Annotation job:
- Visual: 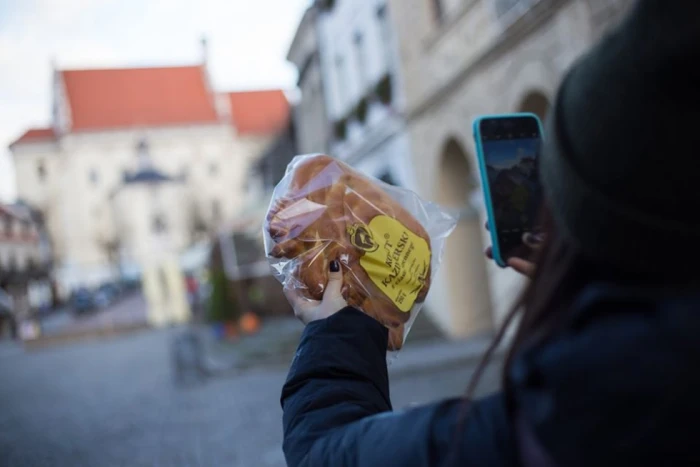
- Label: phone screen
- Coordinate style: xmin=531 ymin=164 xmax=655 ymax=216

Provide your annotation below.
xmin=479 ymin=116 xmax=543 ymax=262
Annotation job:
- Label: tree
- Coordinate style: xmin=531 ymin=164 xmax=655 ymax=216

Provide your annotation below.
xmin=206 ymin=269 xmax=241 ymax=323
xmin=206 ymin=241 xmax=241 ymax=323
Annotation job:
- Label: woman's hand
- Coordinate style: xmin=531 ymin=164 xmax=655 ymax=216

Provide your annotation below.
xmin=485 ymin=246 xmax=536 ymax=277
xmin=484 ymin=223 xmax=542 ymax=277
xmin=283 ymin=260 xmax=348 ymax=324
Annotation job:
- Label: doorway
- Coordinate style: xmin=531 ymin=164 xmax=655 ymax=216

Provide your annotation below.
xmin=434 ymin=138 xmax=494 ymax=337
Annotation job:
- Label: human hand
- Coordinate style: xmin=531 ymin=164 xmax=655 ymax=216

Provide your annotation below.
xmin=283 ymin=260 xmax=348 ymax=324
xmin=485 ymin=245 xmax=536 ymax=277
xmin=484 ymin=223 xmax=544 ymax=277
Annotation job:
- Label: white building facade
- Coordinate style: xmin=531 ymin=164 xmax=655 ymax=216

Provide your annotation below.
xmin=387 ymin=0 xmax=633 ymax=337
xmin=287 ymin=5 xmax=329 ymax=156
xmin=0 ymin=203 xmax=52 ymax=320
xmin=316 ymin=0 xmax=414 ymax=188
xmin=10 ymin=60 xmax=289 ymax=296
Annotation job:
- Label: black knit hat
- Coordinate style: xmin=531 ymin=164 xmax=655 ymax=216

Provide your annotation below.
xmin=539 ymin=0 xmax=700 ymax=277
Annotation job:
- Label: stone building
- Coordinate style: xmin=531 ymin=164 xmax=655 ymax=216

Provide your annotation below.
xmin=386 ymin=0 xmax=633 ymax=336
xmin=0 ymin=203 xmax=52 ymax=333
xmin=314 ymin=0 xmax=413 ymax=186
xmin=287 ymin=5 xmax=329 ymax=156
xmin=9 ymin=50 xmax=289 ymax=295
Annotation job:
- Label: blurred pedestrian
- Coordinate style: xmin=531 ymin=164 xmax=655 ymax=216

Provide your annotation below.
xmin=185 ymin=274 xmax=200 ymax=316
xmin=279 ymin=1 xmax=700 ymax=466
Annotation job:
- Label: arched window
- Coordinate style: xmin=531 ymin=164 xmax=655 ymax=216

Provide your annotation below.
xmin=378 ymin=171 xmax=398 ymax=187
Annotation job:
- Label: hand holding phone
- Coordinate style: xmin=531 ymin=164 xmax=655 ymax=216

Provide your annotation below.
xmin=483 ymin=221 xmax=544 ymax=276
xmin=473 ymin=113 xmax=544 ymax=268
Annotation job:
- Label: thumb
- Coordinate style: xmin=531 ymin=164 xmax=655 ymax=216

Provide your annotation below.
xmin=323 ymin=260 xmax=343 ymax=300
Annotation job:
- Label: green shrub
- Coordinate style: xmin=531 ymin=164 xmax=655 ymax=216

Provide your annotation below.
xmin=206 ymin=270 xmax=241 ymax=323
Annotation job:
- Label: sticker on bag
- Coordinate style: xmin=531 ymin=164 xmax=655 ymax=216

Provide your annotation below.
xmin=348 ymin=215 xmax=431 ymax=312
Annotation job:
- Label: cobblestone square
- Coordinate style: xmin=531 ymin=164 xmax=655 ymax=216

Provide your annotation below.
xmin=0 ymin=328 xmax=500 ymax=466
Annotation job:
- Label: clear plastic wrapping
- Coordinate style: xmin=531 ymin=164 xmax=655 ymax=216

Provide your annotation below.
xmin=264 ymin=154 xmax=457 ymax=352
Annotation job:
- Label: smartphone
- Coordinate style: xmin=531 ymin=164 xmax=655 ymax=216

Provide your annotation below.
xmin=473 ymin=113 xmax=544 ymax=267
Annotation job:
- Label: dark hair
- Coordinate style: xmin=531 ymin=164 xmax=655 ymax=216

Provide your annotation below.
xmin=450 ymin=207 xmax=578 ymax=462
xmin=454 ymin=205 xmax=591 ymax=443
xmin=462 ymin=204 xmax=682 ymax=412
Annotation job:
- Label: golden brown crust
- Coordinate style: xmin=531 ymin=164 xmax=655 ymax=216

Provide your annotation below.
xmin=266 ymin=154 xmax=432 ymax=350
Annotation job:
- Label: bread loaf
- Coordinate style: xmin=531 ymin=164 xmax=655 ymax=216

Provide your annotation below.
xmin=265 ymin=155 xmax=432 ymax=350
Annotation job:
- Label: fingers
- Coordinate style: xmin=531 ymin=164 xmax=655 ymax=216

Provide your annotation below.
xmin=324 ymin=260 xmax=343 ymax=299
xmin=283 ymin=285 xmax=318 ymax=317
xmin=484 ymin=246 xmax=536 ymax=277
xmin=507 ymin=257 xmax=536 ymax=277
xmin=322 ymin=260 xmax=348 ymax=312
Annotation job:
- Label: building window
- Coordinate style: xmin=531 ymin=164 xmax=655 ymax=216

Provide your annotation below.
xmin=136 ymin=138 xmax=151 ymax=169
xmin=379 ymin=171 xmax=398 ymax=186
xmin=494 ymin=0 xmax=525 ymax=19
xmin=37 ymin=160 xmax=47 ymax=182
xmin=89 ymin=168 xmax=99 ymax=185
xmin=376 ymin=4 xmax=394 ymax=75
xmin=3 ymin=217 xmax=12 ymax=237
xmin=209 ymin=162 xmax=218 ymax=177
xmin=137 ymin=138 xmax=149 ymax=155
xmin=431 ymin=0 xmax=445 ymax=23
xmin=353 ymin=30 xmax=367 ymax=89
xmin=152 ymin=214 xmax=167 ymax=234
xmin=335 ymin=55 xmax=348 ymax=113
xmin=212 ymin=199 xmax=222 ymax=224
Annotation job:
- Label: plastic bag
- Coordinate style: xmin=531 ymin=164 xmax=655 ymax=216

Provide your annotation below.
xmin=264 ymin=154 xmax=457 ymax=354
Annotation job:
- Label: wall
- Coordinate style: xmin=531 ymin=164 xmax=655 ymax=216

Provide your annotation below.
xmin=288 ymin=7 xmax=328 ymax=155
xmin=12 ymin=122 xmax=268 ymax=289
xmin=0 ymin=241 xmax=40 ymax=272
xmin=295 ymin=60 xmax=328 ymax=155
xmin=318 ymin=0 xmax=396 ymax=120
xmin=316 ymin=0 xmax=411 ymax=186
xmin=388 ymin=0 xmax=630 ymax=336
xmin=112 ymin=182 xmax=190 ymax=270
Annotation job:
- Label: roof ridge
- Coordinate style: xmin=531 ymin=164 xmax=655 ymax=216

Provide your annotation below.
xmin=60 ymin=63 xmax=204 ymax=73
xmin=225 ymin=88 xmax=289 ymax=93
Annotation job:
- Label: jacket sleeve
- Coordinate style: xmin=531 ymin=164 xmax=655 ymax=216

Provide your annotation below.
xmin=281 ymin=308 xmax=516 ymax=467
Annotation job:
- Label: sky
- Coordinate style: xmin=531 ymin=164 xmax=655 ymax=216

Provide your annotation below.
xmin=484 ymin=140 xmax=539 ymax=170
xmin=0 ymin=0 xmax=311 ymax=202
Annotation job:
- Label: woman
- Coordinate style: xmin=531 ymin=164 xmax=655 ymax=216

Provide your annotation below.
xmin=281 ymin=1 xmax=700 ymax=465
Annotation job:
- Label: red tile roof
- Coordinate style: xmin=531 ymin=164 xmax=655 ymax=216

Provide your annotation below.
xmin=61 ymin=66 xmax=219 ymax=130
xmin=10 ymin=66 xmax=290 ymax=148
xmin=10 ymin=127 xmax=56 ymax=147
xmin=227 ymin=90 xmax=289 ymax=135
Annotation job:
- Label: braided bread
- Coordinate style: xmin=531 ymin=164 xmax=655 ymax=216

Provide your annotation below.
xmin=265 ymin=155 xmax=432 ymax=350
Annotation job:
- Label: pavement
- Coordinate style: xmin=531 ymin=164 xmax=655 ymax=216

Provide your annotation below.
xmin=0 ymin=326 xmax=503 ymax=467
xmin=30 ymin=293 xmax=149 ymax=347
xmin=181 ymin=314 xmax=498 ymax=383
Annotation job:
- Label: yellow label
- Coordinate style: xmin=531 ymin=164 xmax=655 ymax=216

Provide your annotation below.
xmin=349 ymin=216 xmax=431 ymax=313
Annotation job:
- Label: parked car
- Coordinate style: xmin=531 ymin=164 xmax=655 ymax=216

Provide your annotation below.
xmin=71 ymin=288 xmax=96 ymax=314
xmin=94 ymin=283 xmax=121 ymax=308
xmin=0 ymin=288 xmax=13 ymax=314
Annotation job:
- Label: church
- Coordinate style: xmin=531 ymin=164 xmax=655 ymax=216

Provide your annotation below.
xmin=9 ymin=51 xmax=289 ymax=298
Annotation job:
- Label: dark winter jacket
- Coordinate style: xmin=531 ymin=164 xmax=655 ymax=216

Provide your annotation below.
xmin=281 ymin=284 xmax=700 ymax=466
